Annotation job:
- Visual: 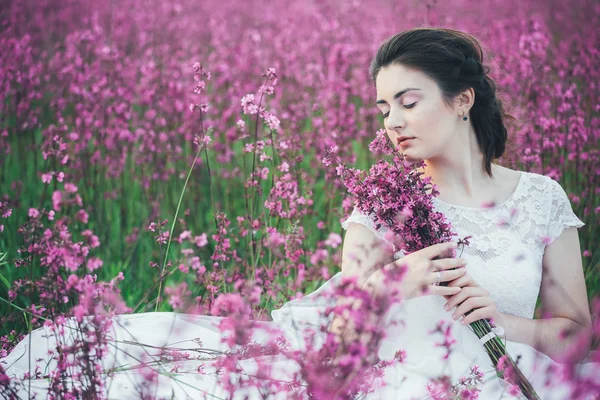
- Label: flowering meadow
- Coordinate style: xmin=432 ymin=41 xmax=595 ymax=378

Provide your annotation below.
xmin=0 ymin=0 xmax=599 ymax=398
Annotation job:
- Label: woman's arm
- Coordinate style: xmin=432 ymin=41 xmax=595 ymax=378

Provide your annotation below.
xmin=329 ymin=222 xmax=393 ymax=364
xmin=500 ymin=227 xmax=592 ymax=363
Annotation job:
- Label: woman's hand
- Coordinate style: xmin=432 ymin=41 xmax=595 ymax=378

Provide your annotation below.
xmin=363 ymin=241 xmax=468 ymax=301
xmin=443 ymin=273 xmax=505 ymax=327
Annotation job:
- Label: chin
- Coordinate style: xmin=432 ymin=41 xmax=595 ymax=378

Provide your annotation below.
xmin=399 ymin=149 xmax=424 ymax=163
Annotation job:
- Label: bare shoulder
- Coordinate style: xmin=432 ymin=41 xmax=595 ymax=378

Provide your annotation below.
xmin=493 ymin=165 xmax=525 ymax=194
xmin=493 ymin=164 xmax=522 ymax=182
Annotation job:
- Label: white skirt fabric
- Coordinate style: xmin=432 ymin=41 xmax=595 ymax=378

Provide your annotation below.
xmin=2 ymin=272 xmax=599 ymax=399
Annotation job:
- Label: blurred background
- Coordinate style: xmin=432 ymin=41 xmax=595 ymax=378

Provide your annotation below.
xmin=0 ymin=0 xmax=598 ymax=346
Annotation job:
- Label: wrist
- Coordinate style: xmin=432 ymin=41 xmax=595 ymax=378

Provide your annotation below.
xmin=361 ymin=268 xmax=382 ymax=293
xmin=492 ymin=311 xmax=508 ymax=331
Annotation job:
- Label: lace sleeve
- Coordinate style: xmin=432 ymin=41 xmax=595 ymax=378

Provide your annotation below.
xmin=544 ymin=178 xmax=585 ymax=246
xmin=340 ymin=206 xmax=389 ymax=242
xmin=340 ymin=207 xmax=405 ymax=260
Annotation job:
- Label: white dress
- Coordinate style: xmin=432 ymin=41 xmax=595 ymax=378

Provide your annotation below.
xmin=2 ymin=171 xmax=599 ymax=399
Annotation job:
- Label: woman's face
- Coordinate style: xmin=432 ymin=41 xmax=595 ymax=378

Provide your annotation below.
xmin=375 ymin=63 xmax=462 ymax=162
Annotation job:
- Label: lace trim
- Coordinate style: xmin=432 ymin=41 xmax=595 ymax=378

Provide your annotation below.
xmin=544 ymin=177 xmax=585 ymax=246
xmin=340 ymin=208 xmax=405 ymax=259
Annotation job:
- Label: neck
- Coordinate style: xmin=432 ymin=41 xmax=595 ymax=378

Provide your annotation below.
xmin=418 ymin=154 xmax=497 ymax=199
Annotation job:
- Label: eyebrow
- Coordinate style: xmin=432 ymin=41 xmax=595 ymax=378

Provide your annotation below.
xmin=376 ymin=88 xmax=421 ymax=105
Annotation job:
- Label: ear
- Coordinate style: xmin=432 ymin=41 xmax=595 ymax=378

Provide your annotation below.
xmin=455 ymin=87 xmax=475 ymax=115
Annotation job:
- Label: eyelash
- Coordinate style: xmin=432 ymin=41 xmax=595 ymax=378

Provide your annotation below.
xmin=383 ymin=102 xmax=417 ymax=118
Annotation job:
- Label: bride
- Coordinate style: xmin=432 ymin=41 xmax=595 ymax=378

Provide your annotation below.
xmin=2 ymin=27 xmax=599 ymax=399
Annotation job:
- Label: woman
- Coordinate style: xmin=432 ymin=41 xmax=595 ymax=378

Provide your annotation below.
xmin=2 ymin=28 xmax=598 ymax=399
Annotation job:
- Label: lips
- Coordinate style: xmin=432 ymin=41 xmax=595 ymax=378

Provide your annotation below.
xmin=397 ymin=137 xmax=414 ymax=145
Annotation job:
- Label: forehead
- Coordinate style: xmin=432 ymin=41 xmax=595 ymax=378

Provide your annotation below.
xmin=375 ymin=64 xmax=434 ymax=100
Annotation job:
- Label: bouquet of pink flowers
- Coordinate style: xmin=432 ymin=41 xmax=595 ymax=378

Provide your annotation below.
xmin=324 ymin=129 xmax=540 ymax=400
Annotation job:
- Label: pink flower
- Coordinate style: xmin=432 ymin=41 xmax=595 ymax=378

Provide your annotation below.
xmin=179 ymin=230 xmax=192 ymax=241
xmin=47 ymin=210 xmax=55 ymax=220
xmin=195 ymin=233 xmax=208 ymax=247
xmin=42 ymin=173 xmax=52 ymax=183
xmin=56 ymin=172 xmax=64 ymax=182
xmin=210 ymin=293 xmax=249 ymax=316
xmin=507 ymin=384 xmax=522 ymax=397
xmin=279 ymin=162 xmax=289 ymax=172
xmin=86 ymin=257 xmax=103 ymax=272
xmin=165 ymin=282 xmax=191 ymax=310
xmin=178 ymin=263 xmax=189 ymax=273
xmin=264 ymin=112 xmax=280 ymax=130
xmin=64 ymin=183 xmax=78 ymax=193
xmin=72 ymin=305 xmax=86 ymax=323
xmin=28 ymin=208 xmax=40 ymax=218
xmin=76 ymin=209 xmax=89 ymax=223
xmin=324 ymin=232 xmax=342 ymax=248
xmin=52 ymin=190 xmax=62 ymax=211
xmin=241 ymin=94 xmax=258 ymax=114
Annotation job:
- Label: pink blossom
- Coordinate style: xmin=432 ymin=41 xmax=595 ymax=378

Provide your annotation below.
xmin=76 ymin=209 xmax=89 ymax=223
xmin=64 ymin=183 xmax=78 ymax=193
xmin=52 ymin=190 xmax=62 ymax=211
xmin=195 ymin=233 xmax=208 ymax=247
xmin=86 ymin=257 xmax=103 ymax=271
xmin=241 ymin=94 xmax=258 ymax=114
xmin=324 ymin=232 xmax=342 ymax=248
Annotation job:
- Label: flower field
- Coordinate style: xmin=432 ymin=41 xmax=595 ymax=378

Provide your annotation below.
xmin=0 ymin=0 xmax=599 ymax=397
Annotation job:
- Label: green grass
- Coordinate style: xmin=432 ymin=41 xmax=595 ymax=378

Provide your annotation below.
xmin=0 ymin=110 xmax=598 ymax=340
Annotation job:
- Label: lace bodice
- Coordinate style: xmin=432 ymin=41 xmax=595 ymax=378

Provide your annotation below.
xmin=340 ymin=171 xmax=585 ymax=319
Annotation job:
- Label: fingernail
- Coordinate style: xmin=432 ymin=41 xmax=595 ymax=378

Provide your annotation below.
xmin=443 ymin=304 xmax=449 ymax=311
xmin=461 ymin=320 xmax=466 ymax=325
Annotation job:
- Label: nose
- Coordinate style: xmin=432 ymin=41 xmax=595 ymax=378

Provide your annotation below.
xmin=384 ymin=108 xmax=405 ymax=132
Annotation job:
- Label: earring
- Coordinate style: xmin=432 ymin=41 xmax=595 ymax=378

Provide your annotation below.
xmin=462 ymin=113 xmax=468 ymax=121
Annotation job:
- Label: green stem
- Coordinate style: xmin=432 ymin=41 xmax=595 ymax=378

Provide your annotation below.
xmin=154 ymin=142 xmax=205 ymax=312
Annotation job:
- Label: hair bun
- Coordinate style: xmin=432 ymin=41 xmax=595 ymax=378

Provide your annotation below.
xmin=461 ymin=56 xmax=482 ymax=76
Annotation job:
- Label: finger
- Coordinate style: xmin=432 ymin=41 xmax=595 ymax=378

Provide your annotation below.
xmin=419 ymin=241 xmax=457 ymax=260
xmin=460 ymin=307 xmax=491 ymax=325
xmin=453 ymin=297 xmax=491 ymax=319
xmin=428 ymin=267 xmax=467 ymax=285
xmin=446 ymin=274 xmax=478 ymax=288
xmin=431 ymin=257 xmax=467 ymax=271
xmin=428 ymin=284 xmax=462 ymax=297
xmin=443 ymin=286 xmax=481 ymax=310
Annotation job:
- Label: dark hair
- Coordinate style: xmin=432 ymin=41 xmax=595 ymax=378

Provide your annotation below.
xmin=369 ymin=27 xmax=515 ymax=178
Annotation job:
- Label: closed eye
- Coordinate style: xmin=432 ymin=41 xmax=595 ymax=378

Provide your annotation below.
xmin=382 ymin=102 xmax=417 ymax=118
